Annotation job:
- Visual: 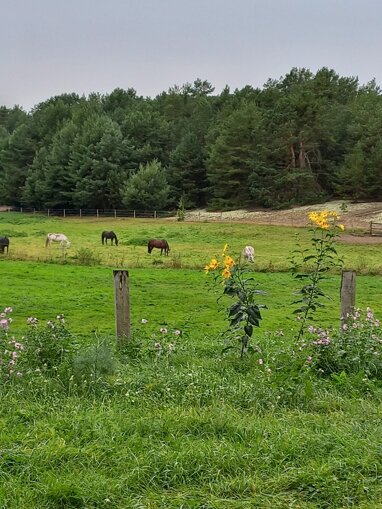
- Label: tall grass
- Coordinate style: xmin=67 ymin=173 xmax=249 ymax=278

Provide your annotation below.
xmin=1 ymin=213 xmax=382 ymax=507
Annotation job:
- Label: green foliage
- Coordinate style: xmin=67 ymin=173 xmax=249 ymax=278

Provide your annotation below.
xmin=205 ymin=246 xmax=266 ymax=356
xmin=176 ymin=193 xmax=186 ymax=222
xmin=73 ymin=247 xmax=101 ymax=266
xmin=2 ymin=69 xmax=382 ymax=210
xmin=73 ymin=339 xmax=116 ymax=382
xmin=22 ymin=315 xmax=78 ymax=377
xmin=291 ymin=211 xmax=344 ymax=341
xmin=303 ymin=308 xmax=382 ymax=378
xmin=122 ymin=159 xmax=170 ymax=210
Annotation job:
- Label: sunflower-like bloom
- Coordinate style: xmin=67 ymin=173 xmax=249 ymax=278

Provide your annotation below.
xmin=308 ymin=210 xmax=344 ymax=230
xmin=224 ymin=255 xmax=235 ymax=268
xmin=221 ymin=267 xmax=232 ymax=279
xmin=204 ymin=258 xmax=220 ymax=273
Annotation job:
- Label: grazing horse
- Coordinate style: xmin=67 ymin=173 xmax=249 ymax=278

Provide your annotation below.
xmin=101 ymin=231 xmax=118 ymax=246
xmin=242 ymin=245 xmax=255 ymax=262
xmin=148 ymin=239 xmax=170 ymax=256
xmin=0 ymin=236 xmax=9 ymax=253
xmin=45 ymin=233 xmax=71 ymax=248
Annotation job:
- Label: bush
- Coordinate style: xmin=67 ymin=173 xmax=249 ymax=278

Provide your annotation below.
xmin=73 ymin=248 xmax=101 ymax=265
xmin=298 ymin=307 xmax=382 ymax=378
xmin=22 ymin=315 xmax=78 ymax=378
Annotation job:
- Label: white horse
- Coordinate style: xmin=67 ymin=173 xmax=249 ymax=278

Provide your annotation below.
xmin=242 ymin=245 xmax=255 ymax=262
xmin=45 ymin=233 xmax=71 ymax=248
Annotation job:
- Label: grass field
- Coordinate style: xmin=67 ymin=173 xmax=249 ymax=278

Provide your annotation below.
xmin=1 ymin=213 xmax=382 ymax=508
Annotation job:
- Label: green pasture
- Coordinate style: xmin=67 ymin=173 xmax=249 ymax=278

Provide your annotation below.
xmin=1 ymin=211 xmax=382 ymax=273
xmin=2 ymin=213 xmax=382 ymax=508
xmin=2 ymin=261 xmax=382 ymax=341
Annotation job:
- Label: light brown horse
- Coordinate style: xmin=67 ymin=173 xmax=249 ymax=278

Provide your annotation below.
xmin=148 ymin=239 xmax=170 ymax=255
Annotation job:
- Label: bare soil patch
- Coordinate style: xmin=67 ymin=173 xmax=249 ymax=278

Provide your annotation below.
xmin=186 ymin=200 xmax=382 ymax=235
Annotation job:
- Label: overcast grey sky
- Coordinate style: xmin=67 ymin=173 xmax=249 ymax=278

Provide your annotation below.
xmin=2 ymin=0 xmax=381 ymax=111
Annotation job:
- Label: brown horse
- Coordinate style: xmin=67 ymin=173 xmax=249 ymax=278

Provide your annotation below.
xmin=0 ymin=236 xmax=9 ymax=253
xmin=148 ymin=239 xmax=170 ymax=256
xmin=101 ymin=231 xmax=118 ymax=245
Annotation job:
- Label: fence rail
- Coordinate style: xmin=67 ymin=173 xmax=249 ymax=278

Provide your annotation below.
xmin=369 ymin=221 xmax=382 ymax=236
xmin=4 ymin=208 xmax=177 ymax=219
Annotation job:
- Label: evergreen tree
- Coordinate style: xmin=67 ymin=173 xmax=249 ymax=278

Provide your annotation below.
xmin=122 ymin=159 xmax=170 ymax=210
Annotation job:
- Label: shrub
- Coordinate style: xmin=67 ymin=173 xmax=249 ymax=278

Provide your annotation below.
xmin=298 ymin=307 xmax=382 ymax=379
xmin=74 ymin=247 xmax=101 ymax=266
xmin=22 ymin=315 xmax=78 ymax=377
xmin=73 ymin=340 xmax=116 ymax=382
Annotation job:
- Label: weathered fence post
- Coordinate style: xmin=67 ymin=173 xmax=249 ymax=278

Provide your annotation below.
xmin=114 ymin=209 xmax=117 ymax=218
xmin=154 ymin=210 xmax=157 ymax=219
xmin=96 ymin=209 xmax=99 ymax=218
xmin=133 ymin=210 xmax=136 ymax=219
xmin=114 ymin=270 xmax=130 ymax=341
xmin=63 ymin=209 xmax=66 ymax=218
xmin=80 ymin=209 xmax=82 ymax=218
xmin=340 ymin=270 xmax=356 ymax=322
xmin=47 ymin=209 xmax=50 ymax=217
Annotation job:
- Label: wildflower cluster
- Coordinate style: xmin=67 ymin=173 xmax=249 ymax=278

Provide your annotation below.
xmin=0 ymin=307 xmax=24 ymax=379
xmin=291 ymin=210 xmax=344 ymax=341
xmin=140 ymin=319 xmax=182 ymax=358
xmin=204 ymin=244 xmax=235 ymax=280
xmin=308 ymin=210 xmax=344 ymax=231
xmin=205 ymin=245 xmax=266 ymax=357
xmin=23 ymin=313 xmax=75 ymax=374
xmin=299 ymin=308 xmax=382 ymax=377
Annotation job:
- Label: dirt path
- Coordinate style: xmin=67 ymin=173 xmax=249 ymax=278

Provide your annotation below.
xmin=185 ymin=200 xmax=382 ymax=244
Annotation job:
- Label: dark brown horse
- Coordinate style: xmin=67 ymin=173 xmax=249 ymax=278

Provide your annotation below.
xmin=0 ymin=236 xmax=9 ymax=253
xmin=148 ymin=239 xmax=170 ymax=255
xmin=101 ymin=231 xmax=118 ymax=245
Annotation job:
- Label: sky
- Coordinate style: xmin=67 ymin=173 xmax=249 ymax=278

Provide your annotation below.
xmin=2 ymin=0 xmax=382 ymax=111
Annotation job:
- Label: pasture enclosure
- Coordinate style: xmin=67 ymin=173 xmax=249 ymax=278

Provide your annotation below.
xmin=1 ymin=212 xmax=382 ymax=273
xmin=2 ymin=213 xmax=382 ymax=508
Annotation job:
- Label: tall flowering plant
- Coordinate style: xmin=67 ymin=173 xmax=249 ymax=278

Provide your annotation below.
xmin=291 ymin=210 xmax=344 ymax=342
xmin=0 ymin=307 xmax=24 ymax=380
xmin=205 ymin=244 xmax=266 ymax=357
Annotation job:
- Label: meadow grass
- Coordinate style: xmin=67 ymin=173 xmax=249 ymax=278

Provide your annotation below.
xmin=1 ymin=212 xmax=382 ymax=273
xmin=1 ymin=213 xmax=382 ymax=508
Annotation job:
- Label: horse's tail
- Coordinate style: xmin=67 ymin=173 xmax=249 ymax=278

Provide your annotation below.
xmin=115 ymin=235 xmax=118 ymax=246
xmin=148 ymin=241 xmax=152 ymax=254
xmin=101 ymin=232 xmax=104 ymax=245
xmin=166 ymin=240 xmax=170 ymax=254
xmin=45 ymin=235 xmax=50 ymax=247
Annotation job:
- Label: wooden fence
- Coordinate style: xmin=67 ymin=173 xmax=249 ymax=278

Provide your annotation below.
xmin=369 ymin=222 xmax=382 ymax=236
xmin=5 ymin=208 xmax=177 ymax=219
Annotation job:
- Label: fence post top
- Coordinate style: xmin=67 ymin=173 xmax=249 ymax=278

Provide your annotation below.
xmin=113 ymin=269 xmax=129 ymax=276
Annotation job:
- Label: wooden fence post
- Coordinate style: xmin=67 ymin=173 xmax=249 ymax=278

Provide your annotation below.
xmin=114 ymin=270 xmax=130 ymax=341
xmin=340 ymin=270 xmax=356 ymax=322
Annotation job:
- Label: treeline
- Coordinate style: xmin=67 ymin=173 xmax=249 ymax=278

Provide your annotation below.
xmin=1 ymin=68 xmax=382 ymax=211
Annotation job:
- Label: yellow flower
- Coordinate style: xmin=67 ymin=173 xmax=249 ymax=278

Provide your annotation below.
xmin=338 ymin=224 xmax=345 ymax=231
xmin=308 ymin=210 xmax=341 ymax=230
xmin=221 ymin=267 xmax=231 ymax=279
xmin=224 ymin=255 xmax=235 ymax=268
xmin=222 ymin=243 xmax=229 ymax=255
xmin=205 ymin=258 xmax=220 ymax=273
